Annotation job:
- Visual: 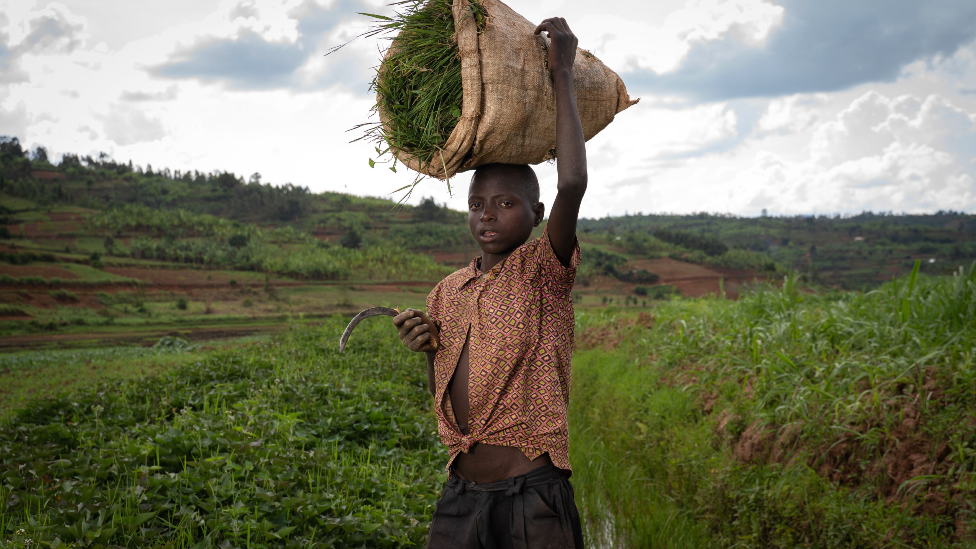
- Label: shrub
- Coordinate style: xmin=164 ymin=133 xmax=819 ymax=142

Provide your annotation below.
xmin=49 ymin=289 xmax=79 ymax=303
xmin=648 ymin=284 xmax=677 ymax=299
xmin=653 ymin=228 xmax=728 ymax=256
xmin=228 ymin=234 xmax=248 ymax=248
xmin=176 ymin=297 xmax=188 ymax=310
xmin=0 ymin=304 xmax=27 ymax=316
xmin=340 ymin=227 xmax=363 ymax=249
xmin=618 ymin=268 xmax=659 ymax=284
xmin=634 ymin=286 xmax=648 ymax=296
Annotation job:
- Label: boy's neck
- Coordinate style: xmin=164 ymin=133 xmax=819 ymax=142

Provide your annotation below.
xmin=478 ymin=252 xmax=510 ymax=273
xmin=477 ymin=236 xmax=532 ymax=273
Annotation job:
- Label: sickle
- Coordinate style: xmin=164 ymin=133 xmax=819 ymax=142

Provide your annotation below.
xmin=338 ymin=307 xmax=440 ymax=352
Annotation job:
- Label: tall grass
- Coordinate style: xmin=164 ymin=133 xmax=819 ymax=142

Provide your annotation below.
xmin=571 ymin=262 xmax=976 ymax=547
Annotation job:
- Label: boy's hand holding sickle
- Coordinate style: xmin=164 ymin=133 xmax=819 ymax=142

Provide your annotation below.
xmin=337 ymin=306 xmax=439 ymax=395
xmin=339 ymin=307 xmax=439 ymax=352
xmin=393 ymin=309 xmax=439 ymax=396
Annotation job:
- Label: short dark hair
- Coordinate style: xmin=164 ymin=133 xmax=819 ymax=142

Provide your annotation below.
xmin=469 ymin=164 xmax=540 ymax=205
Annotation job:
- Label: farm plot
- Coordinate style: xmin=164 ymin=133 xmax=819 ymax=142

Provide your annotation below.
xmin=0 ymin=318 xmax=447 ymax=548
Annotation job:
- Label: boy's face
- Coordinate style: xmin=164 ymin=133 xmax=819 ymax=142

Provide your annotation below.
xmin=467 ymin=168 xmax=545 ymax=257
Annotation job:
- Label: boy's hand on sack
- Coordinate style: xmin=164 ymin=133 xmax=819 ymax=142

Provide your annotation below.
xmin=393 ymin=309 xmax=439 ymax=353
xmin=534 ymin=17 xmax=578 ymax=75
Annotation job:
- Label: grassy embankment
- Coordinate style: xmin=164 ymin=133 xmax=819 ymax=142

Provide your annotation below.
xmin=571 ymin=262 xmax=976 ymax=547
xmin=0 ymin=319 xmax=445 ymax=548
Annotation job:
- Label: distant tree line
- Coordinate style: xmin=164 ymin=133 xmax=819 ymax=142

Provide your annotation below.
xmin=652 ymin=228 xmax=729 ymax=256
xmin=0 ymin=136 xmax=311 ymax=222
xmin=578 ymin=247 xmax=659 ymax=286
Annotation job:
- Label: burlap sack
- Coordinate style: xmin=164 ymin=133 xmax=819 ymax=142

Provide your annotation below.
xmin=379 ymin=0 xmax=639 ymax=180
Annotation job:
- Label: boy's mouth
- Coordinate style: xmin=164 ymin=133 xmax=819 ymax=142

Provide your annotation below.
xmin=480 ymin=229 xmax=498 ymax=242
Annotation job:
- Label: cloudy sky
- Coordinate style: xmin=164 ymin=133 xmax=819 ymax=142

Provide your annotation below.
xmin=2 ymin=0 xmax=976 ymax=217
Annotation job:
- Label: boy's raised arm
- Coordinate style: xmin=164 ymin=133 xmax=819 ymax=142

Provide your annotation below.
xmin=534 ymin=17 xmax=587 ymax=267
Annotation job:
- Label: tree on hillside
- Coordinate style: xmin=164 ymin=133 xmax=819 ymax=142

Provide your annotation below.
xmin=341 ymin=228 xmax=362 ymax=249
xmin=0 ymin=136 xmax=31 ymax=180
xmin=216 ymin=172 xmax=240 ymax=190
xmin=229 ymin=234 xmax=248 ymax=248
xmin=249 ymin=172 xmax=262 ymax=184
xmin=653 ymin=228 xmax=728 ymax=256
xmin=31 ymin=146 xmax=49 ymax=164
xmin=416 ymin=197 xmax=445 ymax=222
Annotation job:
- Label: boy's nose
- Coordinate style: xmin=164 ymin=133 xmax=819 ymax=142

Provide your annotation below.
xmin=480 ymin=209 xmax=496 ymax=221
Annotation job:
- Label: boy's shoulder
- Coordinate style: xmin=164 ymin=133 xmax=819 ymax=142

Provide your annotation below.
xmin=432 ymin=233 xmax=554 ymax=292
xmin=438 ymin=263 xmax=478 ymax=289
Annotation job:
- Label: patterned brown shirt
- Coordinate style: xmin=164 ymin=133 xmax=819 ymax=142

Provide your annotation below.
xmin=426 ymin=226 xmax=581 ymax=472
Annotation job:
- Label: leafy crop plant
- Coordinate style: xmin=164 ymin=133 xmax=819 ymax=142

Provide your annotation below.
xmin=0 ymin=318 xmax=447 ymax=548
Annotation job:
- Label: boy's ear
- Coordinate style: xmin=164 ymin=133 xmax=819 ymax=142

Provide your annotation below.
xmin=533 ymin=202 xmax=546 ymax=227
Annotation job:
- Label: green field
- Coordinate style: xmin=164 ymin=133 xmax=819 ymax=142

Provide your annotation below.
xmin=2 ymin=264 xmax=974 ymax=547
xmin=0 ymin=320 xmax=446 ymax=548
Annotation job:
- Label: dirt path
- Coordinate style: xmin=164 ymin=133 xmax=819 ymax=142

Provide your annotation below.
xmin=0 ymin=324 xmax=292 ymax=351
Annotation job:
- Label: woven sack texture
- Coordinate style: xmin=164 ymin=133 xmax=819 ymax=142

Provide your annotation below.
xmin=378 ymin=0 xmax=639 ymax=180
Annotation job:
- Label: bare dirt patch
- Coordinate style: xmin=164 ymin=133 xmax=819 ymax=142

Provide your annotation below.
xmin=431 ymin=250 xmax=476 ymax=267
xmin=633 ymin=257 xmax=721 ymax=279
xmin=32 ymin=171 xmax=66 ymax=180
xmin=102 ymin=268 xmax=291 ymax=287
xmin=629 ymin=257 xmax=765 ymax=299
xmin=0 ymin=324 xmax=287 ymax=351
xmin=0 ymin=264 xmax=80 ymax=279
xmin=46 ymin=211 xmax=87 ymax=223
xmin=713 ymin=367 xmax=966 ymax=524
xmin=576 ymin=312 xmax=654 ymax=351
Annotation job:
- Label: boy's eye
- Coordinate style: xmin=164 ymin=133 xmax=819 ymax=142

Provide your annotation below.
xmin=469 ymin=202 xmax=481 ymax=210
xmin=500 ymin=201 xmax=513 ymax=207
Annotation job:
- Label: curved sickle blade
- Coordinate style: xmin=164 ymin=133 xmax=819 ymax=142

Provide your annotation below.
xmin=338 ymin=307 xmax=399 ymax=352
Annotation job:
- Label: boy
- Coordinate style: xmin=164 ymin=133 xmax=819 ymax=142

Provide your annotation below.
xmin=393 ymin=17 xmax=587 ymax=549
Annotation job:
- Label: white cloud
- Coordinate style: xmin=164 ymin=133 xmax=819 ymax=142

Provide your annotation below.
xmin=100 ymin=106 xmax=167 ymax=146
xmin=740 ymin=92 xmax=976 ymax=214
xmin=757 ymin=94 xmax=825 ymax=135
xmin=569 ymin=0 xmax=783 ymax=75
xmin=0 ymin=97 xmax=29 ymax=139
xmin=11 ymin=2 xmax=88 ymax=55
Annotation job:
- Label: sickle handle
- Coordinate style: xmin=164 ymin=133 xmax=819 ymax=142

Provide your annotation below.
xmin=413 ymin=310 xmax=440 ymax=352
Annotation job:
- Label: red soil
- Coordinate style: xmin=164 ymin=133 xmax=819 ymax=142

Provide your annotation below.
xmin=0 ymin=264 xmax=80 ymax=279
xmin=628 ymin=257 xmax=765 ymax=299
xmin=33 ymin=171 xmax=65 ymax=180
xmin=431 ymin=250 xmax=475 ymax=267
xmin=46 ymin=212 xmax=86 ymax=222
xmin=633 ymin=257 xmax=719 ymax=279
xmin=0 ymin=324 xmax=288 ymax=351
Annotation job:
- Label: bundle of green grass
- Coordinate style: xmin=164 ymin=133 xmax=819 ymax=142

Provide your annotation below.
xmin=362 ymin=0 xmax=483 ymax=177
xmin=361 ymin=0 xmax=638 ymax=189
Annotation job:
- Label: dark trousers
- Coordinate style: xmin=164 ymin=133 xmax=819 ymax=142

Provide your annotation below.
xmin=426 ymin=465 xmax=585 ymax=549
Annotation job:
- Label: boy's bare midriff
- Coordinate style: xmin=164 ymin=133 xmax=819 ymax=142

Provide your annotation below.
xmin=448 ymin=331 xmax=553 ymax=484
